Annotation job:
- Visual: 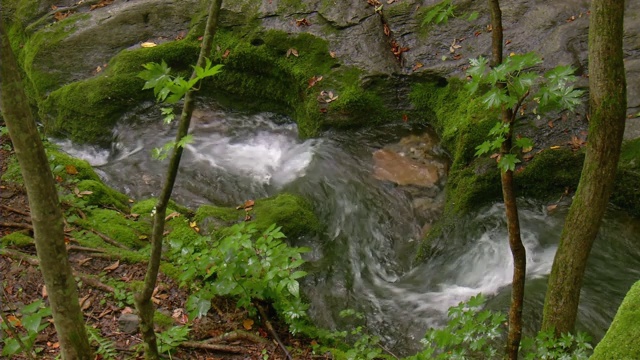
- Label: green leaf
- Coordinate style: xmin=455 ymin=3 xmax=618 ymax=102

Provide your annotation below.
xmin=515 ymin=137 xmax=534 ymax=150
xmin=287 ymin=280 xmax=300 ymax=297
xmin=482 ymin=88 xmax=509 ymax=109
xmin=186 ymin=295 xmax=211 ymax=320
xmin=290 ymin=270 xmax=306 ymax=280
xmin=1 ymin=338 xmax=21 ymax=357
xmin=21 ymin=300 xmax=44 ymax=314
xmin=474 ymin=141 xmax=492 ymax=156
xmin=499 ymin=154 xmax=520 ymax=172
xmin=467 ymin=11 xmax=479 ymax=21
xmin=176 ymin=134 xmax=194 ymax=148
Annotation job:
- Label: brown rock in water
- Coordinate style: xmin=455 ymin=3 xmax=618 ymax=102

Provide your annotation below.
xmin=373 ymin=148 xmax=440 ymax=187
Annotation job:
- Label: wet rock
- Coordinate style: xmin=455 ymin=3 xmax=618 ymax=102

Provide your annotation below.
xmin=373 ymin=148 xmax=440 ymax=187
xmin=118 ymin=313 xmax=140 ymax=334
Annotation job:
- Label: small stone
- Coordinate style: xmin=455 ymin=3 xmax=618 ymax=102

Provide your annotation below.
xmin=118 ymin=313 xmax=140 ymax=334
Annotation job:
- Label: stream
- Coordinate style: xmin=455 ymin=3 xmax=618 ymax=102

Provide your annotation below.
xmin=55 ymin=104 xmax=640 ymax=355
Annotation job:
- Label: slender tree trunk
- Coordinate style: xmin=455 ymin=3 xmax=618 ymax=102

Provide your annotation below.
xmin=542 ymin=0 xmax=626 ymax=335
xmin=133 ymin=1 xmax=223 ymax=358
xmin=0 ymin=10 xmax=92 ymax=360
xmin=488 ymin=1 xmax=526 ymax=358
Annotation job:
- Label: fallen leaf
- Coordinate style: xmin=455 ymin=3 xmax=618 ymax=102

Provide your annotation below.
xmin=79 ymin=190 xmax=93 ymax=196
xmin=198 ymin=36 xmax=204 ymax=41
xmin=243 ymin=318 xmax=254 ymax=330
xmin=487 ymin=24 xmax=493 ymax=32
xmin=66 ymin=165 xmax=78 ymax=175
xmin=550 ymin=145 xmax=562 ymax=150
xmin=140 ymin=42 xmax=157 ymax=48
xmin=566 ymin=15 xmax=576 ymax=22
xmin=329 ymin=51 xmax=336 ymax=58
xmin=474 ymin=30 xmax=482 ymax=37
xmin=548 ymin=120 xmax=554 ymax=128
xmin=490 ymin=153 xmax=500 ymax=159
xmin=286 ymin=48 xmax=299 ymax=58
xmin=387 ymin=0 xmax=395 ymax=3
xmin=547 ymin=204 xmax=558 ymax=212
xmin=139 ymin=235 xmax=148 ymax=240
xmin=50 ymin=342 xmax=60 ymax=349
xmin=165 ymin=212 xmax=180 ymax=221
xmin=244 ymin=200 xmax=255 ymax=208
xmin=80 ymin=294 xmax=92 ymax=311
xmin=308 ymin=75 xmax=323 ymax=88
xmin=453 ymin=54 xmax=462 ymax=60
xmin=522 ymin=146 xmax=533 ymax=153
xmin=51 ymin=4 xmax=58 ymax=10
xmin=77 ymin=257 xmax=93 ymax=266
xmin=128 ymin=199 xmax=135 ymax=203
xmin=7 ymin=315 xmax=21 ymax=327
xmin=95 ymin=65 xmax=102 ymax=73
xmin=222 ymin=49 xmax=230 ymax=59
xmin=53 ymin=11 xmax=72 ymax=21
xmin=412 ymin=62 xmax=423 ymax=71
xmin=505 ymin=39 xmax=511 ymax=45
xmin=189 ymin=221 xmax=197 ymax=228
xmin=42 ymin=285 xmax=48 ymax=299
xmin=319 ymin=108 xmax=328 ymax=113
xmin=383 ymin=23 xmax=390 ymax=37
xmin=402 ymin=114 xmax=408 ymax=123
xmin=509 ymin=52 xmax=516 ymax=57
xmin=295 ymin=18 xmax=311 ymax=26
xmin=90 ymin=0 xmax=114 ymax=10
xmin=449 ymin=39 xmax=462 ymax=53
xmin=121 ymin=307 xmax=134 ymax=315
xmin=103 ymin=260 xmax=120 ymax=272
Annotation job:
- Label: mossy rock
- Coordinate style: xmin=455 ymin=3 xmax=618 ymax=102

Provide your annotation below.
xmin=41 ymin=39 xmax=200 ymax=145
xmin=515 ymin=148 xmax=584 ymax=199
xmin=196 ymin=193 xmax=319 ymax=239
xmin=2 ymin=147 xmax=100 ymax=184
xmin=591 ymin=280 xmax=640 ymax=360
xmin=131 ymin=198 xmax=193 ymax=217
xmin=1 ymin=232 xmax=34 ymax=248
xmin=76 ymin=179 xmax=131 ymax=213
xmin=79 ymin=209 xmax=149 ymax=249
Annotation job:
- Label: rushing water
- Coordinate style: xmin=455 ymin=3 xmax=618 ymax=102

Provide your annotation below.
xmin=55 ymin=105 xmax=640 ymax=355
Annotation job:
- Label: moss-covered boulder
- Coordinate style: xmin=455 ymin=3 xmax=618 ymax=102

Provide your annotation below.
xmin=1 ymin=147 xmax=101 ymax=184
xmin=78 ymin=209 xmax=149 ymax=249
xmin=76 ymin=179 xmax=131 ymax=213
xmin=196 ymin=193 xmax=319 ymax=239
xmin=591 ymin=280 xmax=640 ymax=360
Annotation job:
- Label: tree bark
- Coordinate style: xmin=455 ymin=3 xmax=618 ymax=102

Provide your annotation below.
xmin=542 ymin=0 xmax=626 ymax=335
xmin=0 ymin=9 xmax=93 ymax=360
xmin=488 ymin=1 xmax=526 ymax=358
xmin=133 ymin=1 xmax=223 ymax=358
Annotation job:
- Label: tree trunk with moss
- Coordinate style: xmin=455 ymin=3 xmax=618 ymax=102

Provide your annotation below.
xmin=133 ymin=1 xmax=223 ymax=358
xmin=0 ymin=9 xmax=92 ymax=360
xmin=542 ymin=0 xmax=626 ymax=335
xmin=487 ymin=1 xmax=526 ymax=358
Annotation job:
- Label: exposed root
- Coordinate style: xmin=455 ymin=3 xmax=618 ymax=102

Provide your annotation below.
xmin=257 ymin=303 xmax=293 ymax=360
xmin=88 ymin=229 xmax=131 ymax=250
xmin=204 ymin=329 xmax=271 ymax=346
xmin=0 ymin=204 xmax=31 ymax=216
xmin=0 ymin=222 xmax=33 ymax=230
xmin=179 ymin=341 xmax=248 ymax=354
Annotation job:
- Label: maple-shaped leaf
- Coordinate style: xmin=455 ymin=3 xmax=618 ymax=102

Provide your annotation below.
xmin=499 ymin=154 xmax=521 ymax=172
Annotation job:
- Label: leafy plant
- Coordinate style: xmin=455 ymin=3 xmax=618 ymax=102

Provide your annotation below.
xmin=0 ymin=299 xmax=52 ymax=358
xmin=171 ymin=223 xmax=309 ymax=326
xmin=467 ymin=53 xmax=583 ymax=171
xmin=86 ymin=325 xmax=118 ymax=360
xmin=422 ymin=0 xmax=478 ymax=26
xmin=408 ymin=294 xmax=592 ymax=360
xmin=156 ymin=325 xmax=190 ymax=355
xmin=138 ymin=59 xmax=223 ymax=159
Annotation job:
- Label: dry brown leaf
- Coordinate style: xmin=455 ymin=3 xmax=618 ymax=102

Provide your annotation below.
xmin=387 ymin=0 xmax=395 ymax=3
xmin=77 ymin=257 xmax=93 ymax=266
xmin=42 ymin=285 xmax=48 ymax=299
xmin=103 ymin=260 xmax=120 ymax=272
xmin=295 ymin=18 xmax=311 ymax=26
xmin=383 ymin=23 xmax=390 ymax=37
xmin=165 ymin=211 xmax=180 ymax=221
xmin=548 ymin=120 xmax=554 ymax=128
xmin=122 ymin=307 xmax=134 ymax=314
xmin=244 ymin=199 xmax=255 ymax=208
xmin=53 ymin=11 xmax=71 ymax=21
xmin=140 ymin=42 xmax=157 ymax=48
xmin=550 ymin=145 xmax=562 ymax=150
xmin=329 ymin=51 xmax=336 ymax=58
xmin=90 ymin=0 xmax=114 ymax=10
xmin=308 ymin=75 xmax=323 ymax=88
xmin=222 ymin=49 xmax=231 ymax=59
xmin=80 ymin=295 xmax=92 ymax=311
xmin=66 ymin=165 xmax=78 ymax=175
xmin=412 ymin=62 xmax=424 ymax=71
xmin=286 ymin=48 xmax=299 ymax=58
xmin=243 ymin=318 xmax=254 ymax=330
xmin=547 ymin=204 xmax=558 ymax=212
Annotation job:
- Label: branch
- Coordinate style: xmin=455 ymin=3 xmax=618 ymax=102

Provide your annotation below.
xmin=256 ymin=303 xmax=292 ymax=360
xmin=0 ymin=222 xmax=33 ymax=230
xmin=179 ymin=341 xmax=248 ymax=354
xmin=204 ymin=330 xmax=270 ymax=346
xmin=87 ymin=229 xmax=130 ymax=250
xmin=510 ymin=90 xmax=530 ymax=124
xmin=0 ymin=204 xmax=30 ymax=216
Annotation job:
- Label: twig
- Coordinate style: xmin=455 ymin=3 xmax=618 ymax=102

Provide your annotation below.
xmin=0 ymin=204 xmax=30 ymax=216
xmin=67 ymin=245 xmax=107 ymax=253
xmin=75 ymin=274 xmax=115 ymax=293
xmin=179 ymin=341 xmax=248 ymax=354
xmin=0 ymin=248 xmax=115 ymax=292
xmin=0 ymin=222 xmax=33 ymax=230
xmin=0 ymin=248 xmax=39 ymax=265
xmin=0 ymin=287 xmax=38 ymax=360
xmin=378 ymin=342 xmax=400 ymax=359
xmin=256 ymin=303 xmax=292 ymax=360
xmin=88 ymin=229 xmax=130 ymax=250
xmin=204 ymin=329 xmax=270 ymax=345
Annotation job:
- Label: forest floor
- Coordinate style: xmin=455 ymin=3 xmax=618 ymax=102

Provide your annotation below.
xmin=0 ymin=131 xmax=324 ymax=359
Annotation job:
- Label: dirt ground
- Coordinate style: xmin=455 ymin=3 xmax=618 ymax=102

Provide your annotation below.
xmin=0 ymin=129 xmax=324 ymax=359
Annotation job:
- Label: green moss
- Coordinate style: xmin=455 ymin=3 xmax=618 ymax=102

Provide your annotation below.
xmin=252 ymin=193 xmax=320 ymax=238
xmin=591 ymin=280 xmax=640 ymax=360
xmin=131 ymin=198 xmax=193 ymax=216
xmin=1 ymin=232 xmax=34 ymax=248
xmin=79 ymin=209 xmax=149 ymax=249
xmin=76 ymin=180 xmax=131 ymax=213
xmin=2 ymin=146 xmax=101 ymax=184
xmin=41 ymin=39 xmax=200 ymax=144
xmin=153 ymin=311 xmax=176 ymax=330
xmin=515 ymin=148 xmax=584 ymax=199
xmin=160 ymin=262 xmax=183 ymax=281
xmin=165 ymin=217 xmax=201 ymax=248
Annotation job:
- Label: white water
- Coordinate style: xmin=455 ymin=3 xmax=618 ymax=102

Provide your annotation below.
xmin=56 ymin=108 xmax=640 ymax=355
